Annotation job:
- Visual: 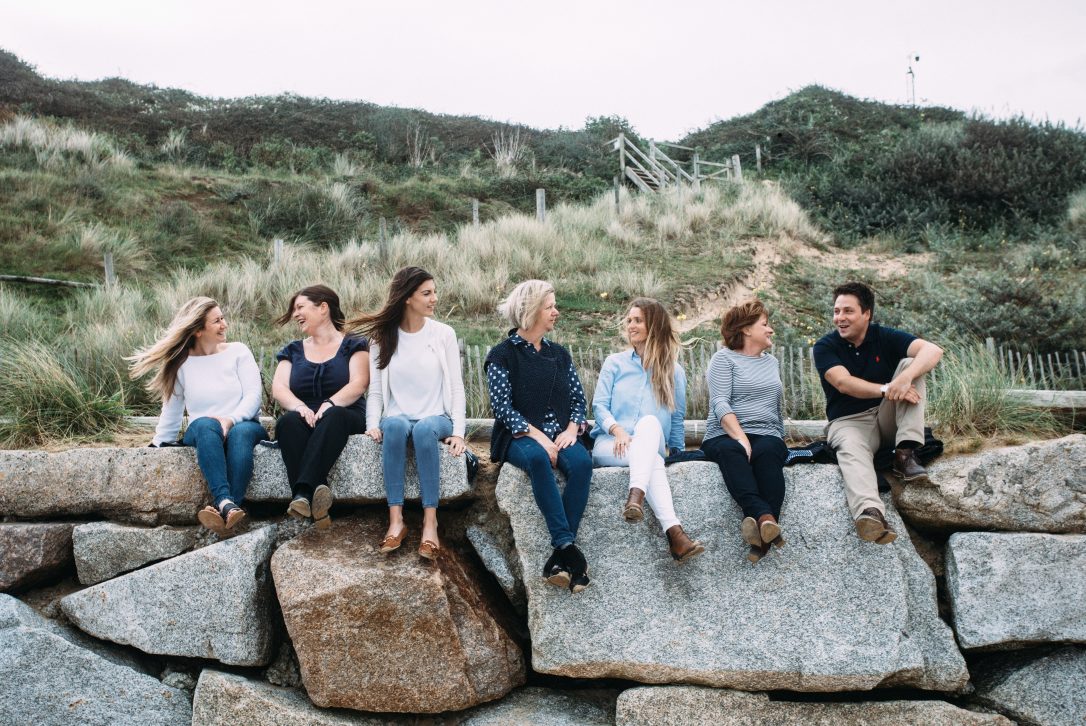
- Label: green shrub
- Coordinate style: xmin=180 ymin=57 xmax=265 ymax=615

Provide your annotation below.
xmin=0 ymin=340 xmax=128 ymax=447
xmin=928 ymin=344 xmax=1064 ymax=442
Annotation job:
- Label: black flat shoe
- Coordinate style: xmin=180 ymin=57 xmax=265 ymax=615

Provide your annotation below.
xmin=543 ymin=548 xmax=571 ymax=588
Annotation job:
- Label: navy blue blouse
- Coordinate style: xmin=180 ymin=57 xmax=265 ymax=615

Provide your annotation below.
xmin=276 ymin=336 xmax=369 ymax=411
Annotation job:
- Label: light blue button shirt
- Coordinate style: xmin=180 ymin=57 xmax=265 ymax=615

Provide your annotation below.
xmin=590 ymin=349 xmax=686 ymax=452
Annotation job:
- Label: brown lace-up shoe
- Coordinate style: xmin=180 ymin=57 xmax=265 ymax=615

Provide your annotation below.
xmin=893 ymin=448 xmax=929 ymax=483
xmin=666 ymin=525 xmax=705 ymax=563
xmin=623 ymin=487 xmax=645 ymax=522
xmin=757 ymin=514 xmax=783 ymax=546
xmin=855 ymin=507 xmax=898 ymax=545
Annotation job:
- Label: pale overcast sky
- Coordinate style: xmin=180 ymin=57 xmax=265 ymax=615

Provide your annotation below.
xmin=2 ymin=0 xmax=1083 ymax=139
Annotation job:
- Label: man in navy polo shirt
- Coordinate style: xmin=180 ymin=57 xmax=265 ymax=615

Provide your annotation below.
xmin=813 ymin=281 xmax=943 ymax=544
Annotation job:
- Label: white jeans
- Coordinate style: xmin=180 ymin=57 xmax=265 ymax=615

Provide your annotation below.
xmin=593 ymin=416 xmax=680 ymax=531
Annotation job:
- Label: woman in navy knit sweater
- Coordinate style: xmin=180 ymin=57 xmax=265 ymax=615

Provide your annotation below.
xmin=485 ymin=280 xmax=593 ymax=594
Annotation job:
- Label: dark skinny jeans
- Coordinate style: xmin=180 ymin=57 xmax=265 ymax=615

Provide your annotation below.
xmin=276 ymin=407 xmax=365 ymax=499
xmin=505 ymin=437 xmax=592 ymax=549
xmin=702 ymin=432 xmax=787 ymax=520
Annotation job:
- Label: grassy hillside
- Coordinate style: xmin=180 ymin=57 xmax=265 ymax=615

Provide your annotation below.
xmin=0 ymin=51 xmax=1083 ymax=446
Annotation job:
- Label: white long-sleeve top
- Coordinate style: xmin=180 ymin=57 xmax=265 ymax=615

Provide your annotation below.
xmin=152 ymin=342 xmax=263 ymax=445
xmin=366 ymin=318 xmax=467 ymax=438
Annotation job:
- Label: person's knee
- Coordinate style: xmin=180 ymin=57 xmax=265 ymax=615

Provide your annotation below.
xmin=633 ymin=415 xmax=663 ymax=437
xmin=187 ymin=417 xmax=223 ymax=439
xmin=562 ymin=444 xmax=593 ymax=477
xmin=381 ymin=415 xmax=411 ymax=438
xmin=410 ymin=416 xmax=447 ymax=440
xmin=276 ymin=411 xmax=307 ymax=435
xmin=320 ymin=405 xmax=351 ymax=426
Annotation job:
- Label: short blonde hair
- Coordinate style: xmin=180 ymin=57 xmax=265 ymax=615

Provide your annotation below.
xmin=498 ymin=280 xmax=555 ymax=330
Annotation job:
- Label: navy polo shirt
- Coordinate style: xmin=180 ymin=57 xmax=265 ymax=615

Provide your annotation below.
xmin=812 ymin=323 xmax=916 ymax=421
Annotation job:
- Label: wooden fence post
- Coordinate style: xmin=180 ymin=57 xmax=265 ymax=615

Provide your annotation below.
xmin=472 ymin=199 xmax=480 ymax=226
xmin=273 ymin=238 xmax=283 ymax=264
xmin=755 ymin=144 xmax=762 ymax=173
xmin=692 ymin=152 xmax=701 ymax=190
xmin=536 ymin=189 xmax=546 ymax=222
xmin=378 ymin=217 xmax=388 ymax=265
xmin=103 ymin=253 xmax=116 ymax=286
xmin=732 ymin=154 xmax=743 ymax=181
xmin=613 ymin=176 xmax=620 ymax=213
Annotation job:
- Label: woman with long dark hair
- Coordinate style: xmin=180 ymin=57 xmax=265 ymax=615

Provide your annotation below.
xmin=129 ymin=297 xmax=265 ymax=535
xmin=591 ymin=298 xmax=704 ymax=562
xmin=349 ymin=267 xmax=466 ymax=560
xmin=485 ymin=280 xmax=593 ymax=593
xmin=271 ymin=285 xmax=369 ymax=529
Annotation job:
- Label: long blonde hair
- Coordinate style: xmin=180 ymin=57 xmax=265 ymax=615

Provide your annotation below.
xmin=627 ymin=297 xmax=680 ymax=411
xmin=127 ymin=296 xmax=220 ymax=401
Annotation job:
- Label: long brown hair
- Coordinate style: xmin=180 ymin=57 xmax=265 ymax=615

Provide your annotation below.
xmin=346 ymin=266 xmax=434 ymax=369
xmin=274 ymin=285 xmax=346 ymax=330
xmin=127 ymin=296 xmax=220 ymax=401
xmin=627 ymin=297 xmax=681 ymax=411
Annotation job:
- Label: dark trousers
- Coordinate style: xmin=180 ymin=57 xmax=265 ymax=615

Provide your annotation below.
xmin=505 ymin=437 xmax=592 ymax=549
xmin=276 ymin=407 xmax=365 ymax=499
xmin=702 ymin=433 xmax=787 ymax=520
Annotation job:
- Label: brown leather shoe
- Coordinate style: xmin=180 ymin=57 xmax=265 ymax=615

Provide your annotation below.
xmin=379 ymin=525 xmax=408 ymax=554
xmin=757 ymin=514 xmax=782 ymax=546
xmin=740 ymin=517 xmax=762 ymax=547
xmin=893 ymin=448 xmax=929 ymax=483
xmin=855 ymin=507 xmax=898 ymax=545
xmin=623 ymin=487 xmax=645 ymax=522
xmin=666 ymin=525 xmax=705 ymax=563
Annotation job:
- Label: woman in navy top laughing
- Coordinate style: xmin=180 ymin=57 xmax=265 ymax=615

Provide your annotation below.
xmin=272 ymin=285 xmax=369 ymax=529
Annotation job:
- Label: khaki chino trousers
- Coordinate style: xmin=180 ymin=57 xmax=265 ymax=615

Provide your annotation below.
xmin=826 ymin=358 xmax=925 ymax=519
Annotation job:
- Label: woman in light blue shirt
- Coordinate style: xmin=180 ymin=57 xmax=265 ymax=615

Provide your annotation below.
xmin=591 ymin=298 xmax=704 ymax=562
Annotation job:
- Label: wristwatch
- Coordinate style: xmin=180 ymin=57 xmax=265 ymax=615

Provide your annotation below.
xmin=879 ymin=384 xmax=889 ymax=397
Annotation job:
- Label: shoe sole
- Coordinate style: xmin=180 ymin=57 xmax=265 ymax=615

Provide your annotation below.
xmin=895 ymin=470 xmax=931 ymax=484
xmin=740 ymin=517 xmax=762 ymax=547
xmin=672 ymin=542 xmax=706 ymax=563
xmin=225 ymin=509 xmax=248 ymax=531
xmin=287 ymin=499 xmax=311 ymax=520
xmin=856 ymin=515 xmax=896 ymax=544
xmin=570 ymin=567 xmax=591 ymax=594
xmin=545 ymin=572 xmax=571 ymax=588
xmin=759 ymin=520 xmax=781 ymax=544
xmin=197 ymin=509 xmax=227 ymax=536
xmin=311 ymin=485 xmax=333 ymax=520
xmin=623 ymin=505 xmax=643 ymax=522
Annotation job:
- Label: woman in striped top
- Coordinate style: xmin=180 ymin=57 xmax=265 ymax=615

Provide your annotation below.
xmin=701 ymin=299 xmax=787 ymax=564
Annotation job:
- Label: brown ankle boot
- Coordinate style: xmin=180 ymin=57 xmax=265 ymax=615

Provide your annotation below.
xmin=623 ymin=488 xmax=645 ymax=522
xmin=893 ymin=448 xmax=929 ymax=483
xmin=855 ymin=507 xmax=898 ymax=544
xmin=666 ymin=525 xmax=705 ymax=563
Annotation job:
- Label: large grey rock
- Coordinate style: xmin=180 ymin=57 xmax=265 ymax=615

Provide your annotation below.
xmin=459 ymin=686 xmax=615 ymax=725
xmin=897 ymin=435 xmax=1086 ymax=532
xmin=971 ymin=647 xmax=1086 ymax=726
xmin=0 ymin=593 xmax=148 ymax=673
xmin=248 ymin=434 xmax=472 ymax=504
xmin=73 ymin=521 xmax=199 ymax=584
xmin=0 ymin=447 xmax=208 ymax=524
xmin=0 ymin=436 xmax=471 ymax=524
xmin=61 ymin=526 xmax=277 ymax=665
xmin=945 ymin=532 xmax=1086 ymax=649
xmin=466 ymin=524 xmax=526 ymax=614
xmin=0 ymin=522 xmax=76 ymax=591
xmin=0 ymin=626 xmax=190 ymax=725
xmin=192 ymin=669 xmax=401 ymax=725
xmin=497 ymin=462 xmax=968 ymax=692
xmin=615 ymin=686 xmax=1012 ymax=725
xmin=271 ymin=515 xmax=524 ymax=713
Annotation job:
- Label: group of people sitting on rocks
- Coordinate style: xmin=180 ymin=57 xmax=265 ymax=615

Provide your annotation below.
xmin=129 ymin=271 xmax=941 ymax=594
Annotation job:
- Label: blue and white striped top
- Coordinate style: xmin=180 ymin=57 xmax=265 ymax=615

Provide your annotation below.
xmin=704 ymin=347 xmax=784 ymax=442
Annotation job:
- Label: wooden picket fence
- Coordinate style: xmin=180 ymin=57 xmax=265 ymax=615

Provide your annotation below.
xmin=252 ymin=339 xmax=1085 ymax=422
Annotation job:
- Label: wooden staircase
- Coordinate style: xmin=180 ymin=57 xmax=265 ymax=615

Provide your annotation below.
xmin=611 ymin=134 xmax=742 ymax=194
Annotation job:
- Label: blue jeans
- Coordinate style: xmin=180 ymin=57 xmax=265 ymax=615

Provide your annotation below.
xmin=183 ymin=417 xmax=268 ymax=509
xmin=380 ymin=414 xmax=453 ymax=509
xmin=505 ymin=436 xmax=592 ymax=549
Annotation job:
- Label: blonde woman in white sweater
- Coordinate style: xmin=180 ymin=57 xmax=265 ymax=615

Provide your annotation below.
xmin=129 ymin=297 xmax=265 ymax=535
xmin=349 ymin=267 xmax=466 ymax=559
